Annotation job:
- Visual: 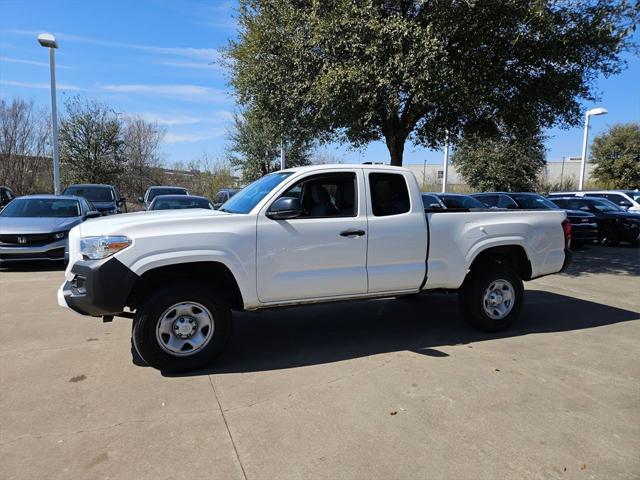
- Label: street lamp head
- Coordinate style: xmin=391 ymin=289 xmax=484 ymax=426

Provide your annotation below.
xmin=37 ymin=33 xmax=58 ymax=49
xmin=586 ymin=107 xmax=608 ymax=117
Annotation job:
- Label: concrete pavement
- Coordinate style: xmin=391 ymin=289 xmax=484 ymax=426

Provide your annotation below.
xmin=1 ymin=245 xmax=638 ymax=479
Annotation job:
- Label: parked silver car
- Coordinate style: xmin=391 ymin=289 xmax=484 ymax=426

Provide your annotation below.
xmin=0 ymin=195 xmax=100 ymax=264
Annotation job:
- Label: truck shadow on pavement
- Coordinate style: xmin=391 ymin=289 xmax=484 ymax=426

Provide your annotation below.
xmin=172 ymin=290 xmax=638 ymax=376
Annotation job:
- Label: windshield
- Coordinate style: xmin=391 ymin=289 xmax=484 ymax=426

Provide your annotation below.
xmin=0 ymin=198 xmax=80 ymax=218
xmin=64 ymin=186 xmax=114 ymax=202
xmin=152 ymin=197 xmax=213 ymax=210
xmin=148 ymin=188 xmax=187 ymax=202
xmin=589 ymin=198 xmax=624 ymax=212
xmin=220 ymin=172 xmax=293 ymax=214
xmin=623 ymin=191 xmax=640 ymax=202
xmin=511 ymin=194 xmax=558 ymax=210
xmin=440 ymin=195 xmax=485 ymax=209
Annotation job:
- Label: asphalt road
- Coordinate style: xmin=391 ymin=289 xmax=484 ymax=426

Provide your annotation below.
xmin=1 ymin=245 xmax=638 ymax=480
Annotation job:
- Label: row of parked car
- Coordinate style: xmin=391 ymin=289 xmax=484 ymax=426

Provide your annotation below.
xmin=1 ymin=178 xmax=638 ymax=265
xmin=421 ymin=190 xmax=640 ymax=247
xmin=0 ymin=182 xmax=240 ymax=264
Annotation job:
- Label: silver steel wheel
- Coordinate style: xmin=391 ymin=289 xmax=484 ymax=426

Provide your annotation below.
xmin=482 ymin=279 xmax=515 ymax=320
xmin=155 ymin=302 xmax=215 ymax=357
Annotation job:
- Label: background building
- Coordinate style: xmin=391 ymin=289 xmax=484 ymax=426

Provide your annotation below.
xmin=404 ymin=157 xmax=595 ymax=192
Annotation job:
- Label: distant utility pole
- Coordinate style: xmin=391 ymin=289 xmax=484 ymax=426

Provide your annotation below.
xmin=441 ymin=133 xmax=449 ymax=193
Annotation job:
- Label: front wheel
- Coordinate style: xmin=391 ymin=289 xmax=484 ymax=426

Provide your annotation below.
xmin=459 ymin=263 xmax=524 ymax=332
xmin=600 ymin=228 xmax=620 ymax=246
xmin=132 ymin=284 xmax=232 ymax=373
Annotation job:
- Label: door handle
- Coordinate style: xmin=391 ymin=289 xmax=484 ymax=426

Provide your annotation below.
xmin=340 ymin=229 xmax=366 ymax=237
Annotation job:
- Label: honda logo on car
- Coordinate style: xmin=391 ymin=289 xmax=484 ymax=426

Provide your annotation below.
xmin=17 ymin=236 xmax=27 ymax=244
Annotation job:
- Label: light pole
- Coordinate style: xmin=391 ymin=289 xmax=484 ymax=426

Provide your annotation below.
xmin=579 ymin=107 xmax=607 ymax=190
xmin=441 ymin=133 xmax=449 ymax=193
xmin=38 ymin=33 xmax=60 ymax=195
xmin=280 ymin=140 xmax=285 ymax=170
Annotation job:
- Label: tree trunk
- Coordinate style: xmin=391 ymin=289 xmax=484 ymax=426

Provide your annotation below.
xmin=385 ymin=133 xmax=406 ymax=167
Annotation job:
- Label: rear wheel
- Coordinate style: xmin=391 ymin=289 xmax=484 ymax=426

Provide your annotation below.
xmin=132 ymin=284 xmax=232 ymax=373
xmin=600 ymin=227 xmax=620 ymax=246
xmin=459 ymin=263 xmax=524 ymax=332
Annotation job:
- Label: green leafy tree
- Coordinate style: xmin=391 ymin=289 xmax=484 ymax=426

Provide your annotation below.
xmin=591 ymin=123 xmax=640 ymax=189
xmin=226 ymin=108 xmax=313 ymax=181
xmin=60 ymin=96 xmax=126 ymax=185
xmin=227 ymin=0 xmax=638 ymax=166
xmin=452 ymin=134 xmax=546 ymax=192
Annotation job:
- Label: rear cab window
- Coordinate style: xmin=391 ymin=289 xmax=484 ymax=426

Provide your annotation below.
xmin=369 ymin=173 xmax=410 ymax=216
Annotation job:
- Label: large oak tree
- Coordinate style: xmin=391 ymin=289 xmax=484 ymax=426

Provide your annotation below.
xmin=227 ymin=0 xmax=638 ymax=165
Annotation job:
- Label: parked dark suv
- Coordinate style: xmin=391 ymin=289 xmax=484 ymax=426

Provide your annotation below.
xmin=63 ymin=184 xmax=126 ymax=215
xmin=549 ymin=197 xmax=640 ymax=246
xmin=422 ymin=192 xmax=485 ymax=210
xmin=139 ymin=186 xmax=189 ymax=210
xmin=472 ymin=192 xmax=599 ymax=245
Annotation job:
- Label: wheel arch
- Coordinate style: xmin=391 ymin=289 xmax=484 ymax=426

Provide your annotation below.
xmin=467 ymin=244 xmax=532 ymax=281
xmin=126 ymin=261 xmax=244 ymax=311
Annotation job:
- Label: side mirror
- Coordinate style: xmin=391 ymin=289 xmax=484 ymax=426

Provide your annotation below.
xmin=267 ymin=197 xmax=302 ymax=220
xmin=85 ymin=210 xmax=102 ymax=219
xmin=137 ymin=196 xmax=144 ymax=203
xmin=619 ymin=200 xmax=632 ymax=208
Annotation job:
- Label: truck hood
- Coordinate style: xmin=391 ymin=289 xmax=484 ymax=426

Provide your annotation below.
xmin=77 ymin=208 xmax=232 ymax=237
xmin=0 ymin=216 xmax=81 ymax=234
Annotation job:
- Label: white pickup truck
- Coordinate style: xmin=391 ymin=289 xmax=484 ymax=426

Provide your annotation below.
xmin=59 ymin=164 xmax=571 ymax=372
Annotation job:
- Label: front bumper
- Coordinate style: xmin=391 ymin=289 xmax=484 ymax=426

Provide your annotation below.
xmin=60 ymin=256 xmax=138 ymax=316
xmin=0 ymin=238 xmax=68 ymax=262
xmin=571 ymin=223 xmax=599 ymax=242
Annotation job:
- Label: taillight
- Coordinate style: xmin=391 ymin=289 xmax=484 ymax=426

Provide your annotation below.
xmin=562 ymin=219 xmax=572 ymax=249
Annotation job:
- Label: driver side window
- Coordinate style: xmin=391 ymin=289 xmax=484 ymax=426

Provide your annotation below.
xmin=280 ymin=172 xmax=357 ymax=218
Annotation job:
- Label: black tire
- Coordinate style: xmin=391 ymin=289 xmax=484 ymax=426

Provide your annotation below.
xmin=132 ymin=283 xmax=232 ymax=373
xmin=458 ymin=263 xmax=524 ymax=332
xmin=130 ymin=319 xmax=148 ymax=367
xmin=600 ymin=228 xmax=620 ymax=246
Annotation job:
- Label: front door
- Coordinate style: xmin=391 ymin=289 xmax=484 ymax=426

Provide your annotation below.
xmin=256 ymin=170 xmax=368 ymax=303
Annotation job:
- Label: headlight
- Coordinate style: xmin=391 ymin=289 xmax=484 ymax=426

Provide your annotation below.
xmin=81 ymin=236 xmax=131 ymax=260
xmin=53 ymin=231 xmax=68 ymax=240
